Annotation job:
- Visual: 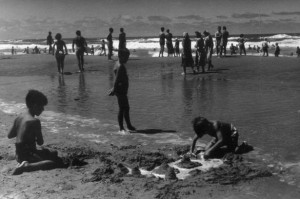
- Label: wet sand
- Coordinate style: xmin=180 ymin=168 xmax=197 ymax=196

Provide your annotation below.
xmin=1 ymin=54 xmax=300 ymax=198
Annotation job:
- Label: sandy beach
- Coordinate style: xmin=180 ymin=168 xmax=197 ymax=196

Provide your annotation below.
xmin=1 ymin=54 xmax=300 ymax=199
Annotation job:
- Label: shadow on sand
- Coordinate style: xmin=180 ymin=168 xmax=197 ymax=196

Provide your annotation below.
xmin=133 ymin=129 xmax=176 ymax=135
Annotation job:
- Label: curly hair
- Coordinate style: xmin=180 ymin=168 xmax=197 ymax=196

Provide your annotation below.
xmin=25 ymin=89 xmax=48 ymax=108
xmin=192 ymin=116 xmax=209 ymax=136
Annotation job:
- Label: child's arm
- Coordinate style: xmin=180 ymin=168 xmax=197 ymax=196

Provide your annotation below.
xmin=33 ymin=120 xmax=44 ymax=146
xmin=7 ymin=119 xmax=18 ymax=139
xmin=64 ymin=43 xmax=68 ymax=55
xmin=72 ymin=40 xmax=75 ymax=52
xmin=204 ymin=131 xmax=224 ymax=158
xmin=109 ymin=66 xmax=120 ymax=96
xmin=52 ymin=43 xmax=56 ymax=55
xmin=190 ymin=135 xmax=199 ymax=154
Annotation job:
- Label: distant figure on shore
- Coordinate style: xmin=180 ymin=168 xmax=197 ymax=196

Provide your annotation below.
xmin=174 ymin=38 xmax=180 ymax=57
xmin=165 ymin=29 xmax=174 ymax=57
xmin=248 ymin=45 xmax=252 ymax=50
xmin=220 ymin=26 xmax=229 ymax=57
xmin=72 ymin=30 xmax=87 ymax=72
xmin=274 ymin=43 xmax=280 ymax=57
xmin=53 ymin=33 xmax=68 ymax=74
xmin=8 ymin=90 xmax=62 ymax=175
xmin=215 ymin=26 xmax=222 ymax=57
xmin=47 ymin=32 xmax=54 ymax=54
xmin=262 ymin=38 xmax=269 ymax=57
xmin=296 ymin=47 xmax=300 ymax=57
xmin=119 ymin=28 xmax=126 ymax=50
xmin=23 ymin=47 xmax=29 ymax=54
xmin=194 ymin=31 xmax=205 ymax=73
xmin=159 ymin=27 xmax=165 ymax=57
xmin=108 ymin=49 xmax=136 ymax=133
xmin=11 ymin=46 xmax=15 ymax=55
xmin=256 ymin=45 xmax=261 ymax=53
xmin=230 ymin=43 xmax=236 ymax=55
xmin=34 ymin=46 xmax=40 ymax=54
xmin=91 ymin=45 xmax=94 ymax=55
xmin=181 ymin=32 xmax=195 ymax=75
xmin=204 ymin=30 xmax=214 ymax=71
xmin=100 ymin=39 xmax=106 ymax=56
xmin=188 ymin=116 xmax=240 ymax=159
xmin=107 ymin=28 xmax=114 ymax=60
xmin=237 ymin=34 xmax=246 ymax=56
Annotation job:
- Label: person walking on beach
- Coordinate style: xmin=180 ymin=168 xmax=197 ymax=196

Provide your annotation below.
xmin=220 ymin=26 xmax=229 ymax=57
xmin=109 ymin=49 xmax=136 ymax=133
xmin=53 ymin=33 xmax=68 ymax=74
xmin=11 ymin=46 xmax=15 ymax=55
xmin=174 ymin=38 xmax=180 ymax=57
xmin=237 ymin=34 xmax=246 ymax=56
xmin=262 ymin=38 xmax=269 ymax=57
xmin=159 ymin=27 xmax=165 ymax=57
xmin=204 ymin=30 xmax=214 ymax=71
xmin=274 ymin=43 xmax=280 ymax=57
xmin=47 ymin=32 xmax=54 ymax=54
xmin=215 ymin=26 xmax=222 ymax=57
xmin=181 ymin=32 xmax=195 ymax=75
xmin=166 ymin=29 xmax=174 ymax=57
xmin=194 ymin=31 xmax=205 ymax=73
xmin=107 ymin=28 xmax=114 ymax=60
xmin=119 ymin=28 xmax=126 ymax=50
xmin=72 ymin=30 xmax=87 ymax=72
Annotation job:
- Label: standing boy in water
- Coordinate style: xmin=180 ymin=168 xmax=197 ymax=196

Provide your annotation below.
xmin=8 ymin=90 xmax=60 ymax=175
xmin=72 ymin=30 xmax=87 ymax=72
xmin=203 ymin=30 xmax=214 ymax=71
xmin=53 ymin=33 xmax=68 ymax=74
xmin=109 ymin=49 xmax=136 ymax=133
xmin=274 ymin=43 xmax=280 ymax=57
xmin=107 ymin=28 xmax=114 ymax=60
xmin=189 ymin=116 xmax=239 ymax=159
xmin=220 ymin=26 xmax=229 ymax=57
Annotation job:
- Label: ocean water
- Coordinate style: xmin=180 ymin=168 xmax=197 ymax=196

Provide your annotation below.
xmin=0 ymin=52 xmax=300 ymax=188
xmin=1 ymin=33 xmax=300 ymax=57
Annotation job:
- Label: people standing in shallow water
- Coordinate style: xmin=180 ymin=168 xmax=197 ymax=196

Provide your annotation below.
xmin=203 ymin=30 xmax=214 ymax=71
xmin=8 ymin=90 xmax=61 ymax=175
xmin=109 ymin=49 xmax=136 ymax=133
xmin=107 ymin=28 xmax=114 ymax=60
xmin=174 ymin=38 xmax=180 ymax=57
xmin=159 ymin=27 xmax=165 ymax=57
xmin=262 ymin=38 xmax=269 ymax=57
xmin=165 ymin=29 xmax=174 ymax=57
xmin=274 ymin=43 xmax=280 ymax=57
xmin=72 ymin=30 xmax=87 ymax=72
xmin=220 ymin=26 xmax=229 ymax=57
xmin=188 ymin=116 xmax=239 ymax=159
xmin=181 ymin=32 xmax=195 ymax=75
xmin=53 ymin=33 xmax=68 ymax=74
xmin=194 ymin=31 xmax=205 ymax=73
xmin=237 ymin=34 xmax=246 ymax=56
xmin=47 ymin=32 xmax=54 ymax=54
xmin=215 ymin=26 xmax=222 ymax=57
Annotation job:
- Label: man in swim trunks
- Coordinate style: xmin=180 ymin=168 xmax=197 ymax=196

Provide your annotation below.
xmin=159 ymin=27 xmax=165 ymax=57
xmin=47 ymin=32 xmax=54 ymax=54
xmin=215 ymin=26 xmax=222 ymax=57
xmin=220 ymin=26 xmax=229 ymax=56
xmin=72 ymin=30 xmax=87 ymax=72
xmin=107 ymin=28 xmax=114 ymax=60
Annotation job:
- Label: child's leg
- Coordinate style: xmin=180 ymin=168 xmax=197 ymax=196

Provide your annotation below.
xmin=60 ymin=55 xmax=65 ymax=73
xmin=12 ymin=160 xmax=56 ymax=175
xmin=55 ymin=55 xmax=60 ymax=72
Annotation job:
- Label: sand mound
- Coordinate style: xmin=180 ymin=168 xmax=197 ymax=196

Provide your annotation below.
xmin=175 ymin=156 xmax=202 ymax=169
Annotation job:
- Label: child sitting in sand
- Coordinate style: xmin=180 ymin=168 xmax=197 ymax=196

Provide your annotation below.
xmin=8 ymin=90 xmax=60 ymax=175
xmin=189 ymin=116 xmax=239 ymax=159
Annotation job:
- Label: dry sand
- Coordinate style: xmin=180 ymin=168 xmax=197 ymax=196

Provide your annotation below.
xmin=0 ymin=54 xmax=300 ymax=199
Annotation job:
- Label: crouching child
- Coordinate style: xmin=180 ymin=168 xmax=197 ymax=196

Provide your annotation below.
xmin=189 ymin=116 xmax=239 ymax=159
